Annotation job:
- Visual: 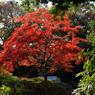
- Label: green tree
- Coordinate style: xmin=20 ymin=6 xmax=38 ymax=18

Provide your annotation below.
xmin=20 ymin=0 xmax=95 ymax=14
xmin=73 ymin=20 xmax=95 ymax=95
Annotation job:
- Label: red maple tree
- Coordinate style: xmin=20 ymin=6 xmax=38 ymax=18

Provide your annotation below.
xmin=0 ymin=9 xmax=88 ymax=95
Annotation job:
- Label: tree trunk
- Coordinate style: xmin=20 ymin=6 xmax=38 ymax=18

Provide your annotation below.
xmin=13 ymin=86 xmax=16 ymax=95
xmin=44 ymin=76 xmax=50 ymax=95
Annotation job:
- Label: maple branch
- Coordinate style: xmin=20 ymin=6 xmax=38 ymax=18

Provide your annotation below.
xmin=44 ymin=40 xmax=48 ymax=76
xmin=46 ymin=52 xmax=52 ymax=65
xmin=39 ymin=66 xmax=45 ymax=76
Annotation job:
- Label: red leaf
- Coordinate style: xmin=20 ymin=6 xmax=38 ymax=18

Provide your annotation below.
xmin=0 ymin=8 xmax=88 ymax=75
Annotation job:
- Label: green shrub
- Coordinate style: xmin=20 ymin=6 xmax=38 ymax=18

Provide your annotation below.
xmin=0 ymin=74 xmax=67 ymax=95
xmin=0 ymin=85 xmax=12 ymax=94
xmin=72 ymin=20 xmax=95 ymax=95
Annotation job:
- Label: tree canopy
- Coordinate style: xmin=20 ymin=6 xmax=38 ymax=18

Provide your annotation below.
xmin=0 ymin=9 xmax=88 ymax=73
xmin=0 ymin=8 xmax=88 ymax=95
xmin=20 ymin=0 xmax=95 ymax=13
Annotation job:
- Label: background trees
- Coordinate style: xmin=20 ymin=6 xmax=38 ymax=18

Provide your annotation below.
xmin=20 ymin=0 xmax=95 ymax=14
xmin=0 ymin=1 xmax=29 ymax=45
xmin=67 ymin=3 xmax=95 ymax=38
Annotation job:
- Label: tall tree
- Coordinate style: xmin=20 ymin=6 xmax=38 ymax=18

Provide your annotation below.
xmin=20 ymin=0 xmax=95 ymax=13
xmin=66 ymin=3 xmax=95 ymax=38
xmin=0 ymin=1 xmax=32 ymax=45
xmin=0 ymin=9 xmax=88 ymax=95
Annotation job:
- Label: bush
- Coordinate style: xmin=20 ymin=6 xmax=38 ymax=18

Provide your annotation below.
xmin=72 ymin=20 xmax=95 ymax=95
xmin=0 ymin=74 xmax=67 ymax=95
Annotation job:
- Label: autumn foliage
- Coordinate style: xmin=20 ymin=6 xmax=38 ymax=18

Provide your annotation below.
xmin=0 ymin=9 xmax=88 ymax=75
